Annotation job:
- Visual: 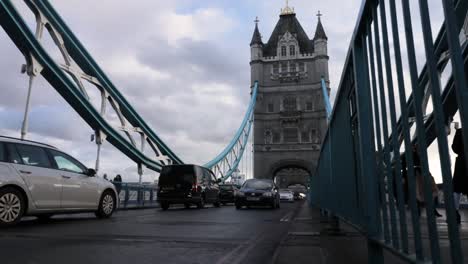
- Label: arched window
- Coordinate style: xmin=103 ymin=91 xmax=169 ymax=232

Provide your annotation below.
xmin=283 ymin=96 xmax=297 ymax=111
xmin=281 ymin=46 xmax=287 ymax=57
xmin=289 ymin=45 xmax=296 ymax=56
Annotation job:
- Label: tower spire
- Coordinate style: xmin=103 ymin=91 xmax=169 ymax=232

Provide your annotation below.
xmin=314 ymin=11 xmax=327 ymax=40
xmin=250 ymin=16 xmax=263 ymax=46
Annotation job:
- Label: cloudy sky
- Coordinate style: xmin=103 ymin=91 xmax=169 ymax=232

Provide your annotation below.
xmin=0 ymin=0 xmax=459 ymax=183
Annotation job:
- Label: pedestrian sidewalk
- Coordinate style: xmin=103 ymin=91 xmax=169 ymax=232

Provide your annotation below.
xmin=272 ymin=202 xmax=402 ymax=264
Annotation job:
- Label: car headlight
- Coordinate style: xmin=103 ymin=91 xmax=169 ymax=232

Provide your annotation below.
xmin=263 ymin=192 xmax=273 ymax=197
xmin=237 ymin=192 xmax=245 ymax=197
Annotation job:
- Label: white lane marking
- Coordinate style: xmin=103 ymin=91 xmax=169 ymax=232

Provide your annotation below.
xmin=215 ymin=233 xmax=263 ymax=264
xmin=280 ymin=211 xmax=293 ymax=222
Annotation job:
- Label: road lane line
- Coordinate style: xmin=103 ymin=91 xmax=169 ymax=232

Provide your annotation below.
xmin=280 ymin=211 xmax=293 ymax=222
xmin=215 ymin=233 xmax=263 ymax=264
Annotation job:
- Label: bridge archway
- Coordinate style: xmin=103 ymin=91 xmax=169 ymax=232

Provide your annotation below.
xmin=269 ymin=160 xmax=313 ymax=189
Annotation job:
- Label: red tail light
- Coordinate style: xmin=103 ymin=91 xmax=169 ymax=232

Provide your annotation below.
xmin=192 ymin=182 xmax=198 ymax=193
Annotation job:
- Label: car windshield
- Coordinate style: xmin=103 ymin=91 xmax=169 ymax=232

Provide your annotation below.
xmin=280 ymin=189 xmax=292 ymax=193
xmin=220 ymin=185 xmax=233 ymax=191
xmin=159 ymin=165 xmax=195 ymax=187
xmin=243 ymin=180 xmax=273 ymax=190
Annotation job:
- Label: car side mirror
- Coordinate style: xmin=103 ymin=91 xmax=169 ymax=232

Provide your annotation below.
xmin=216 ymin=179 xmax=222 ymax=183
xmin=87 ymin=168 xmax=96 ymax=177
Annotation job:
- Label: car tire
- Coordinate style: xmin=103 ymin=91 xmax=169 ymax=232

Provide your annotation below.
xmin=222 ymin=202 xmax=227 ymax=206
xmin=0 ymin=187 xmax=25 ymax=226
xmin=161 ymin=202 xmax=170 ymax=210
xmin=197 ymin=197 xmax=205 ymax=209
xmin=95 ymin=191 xmax=116 ymax=219
xmin=235 ymin=203 xmax=242 ymax=210
xmin=213 ymin=200 xmax=221 ymax=208
xmin=184 ymin=203 xmax=190 ymax=209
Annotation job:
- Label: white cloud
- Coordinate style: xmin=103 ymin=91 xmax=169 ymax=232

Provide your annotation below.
xmin=160 ymin=8 xmax=235 ymax=46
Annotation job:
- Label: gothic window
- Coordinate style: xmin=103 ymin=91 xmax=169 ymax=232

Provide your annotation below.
xmin=265 ymin=130 xmax=272 ymax=144
xmin=272 ymin=63 xmax=279 ymax=74
xmin=267 ymin=103 xmax=274 ymax=113
xmin=299 ymin=62 xmax=305 ymax=72
xmin=306 ymin=101 xmax=313 ymax=111
xmin=283 ymin=128 xmax=298 ymax=143
xmin=301 ymin=131 xmax=310 ymax=142
xmin=281 ymin=46 xmax=287 ymax=57
xmin=273 ymin=131 xmax=281 ymax=143
xmin=311 ymin=129 xmax=320 ymax=143
xmin=283 ymin=96 xmax=297 ymax=111
xmin=289 ymin=45 xmax=296 ymax=56
xmin=280 ymin=62 xmax=287 ymax=72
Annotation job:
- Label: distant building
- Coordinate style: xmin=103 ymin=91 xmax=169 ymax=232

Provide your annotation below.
xmin=250 ymin=3 xmax=329 ymax=188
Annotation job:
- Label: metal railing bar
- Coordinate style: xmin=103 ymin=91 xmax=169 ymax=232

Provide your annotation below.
xmin=387 ymin=0 xmax=424 ymax=258
xmin=366 ymin=19 xmax=391 ymax=245
xmin=418 ymin=0 xmax=461 ymax=263
xmin=353 ymin=32 xmax=383 ymax=262
xmin=371 ymin=3 xmax=400 ymax=249
xmin=377 ymin=0 xmax=409 ymax=252
xmin=440 ymin=0 xmax=468 ymax=172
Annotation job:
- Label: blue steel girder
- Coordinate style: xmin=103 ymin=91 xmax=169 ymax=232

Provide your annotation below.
xmin=204 ymin=82 xmax=257 ymax=182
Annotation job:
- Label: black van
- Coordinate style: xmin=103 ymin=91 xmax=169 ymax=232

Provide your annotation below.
xmin=157 ymin=164 xmax=221 ymax=210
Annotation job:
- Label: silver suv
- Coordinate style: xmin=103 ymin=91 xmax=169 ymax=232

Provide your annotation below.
xmin=0 ymin=136 xmax=118 ymax=226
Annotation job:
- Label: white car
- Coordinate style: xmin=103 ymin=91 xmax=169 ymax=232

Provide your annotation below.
xmin=0 ymin=136 xmax=118 ymax=226
xmin=279 ymin=189 xmax=294 ymax=202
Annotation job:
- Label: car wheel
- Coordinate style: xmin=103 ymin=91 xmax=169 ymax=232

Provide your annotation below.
xmin=184 ymin=203 xmax=190 ymax=209
xmin=197 ymin=197 xmax=205 ymax=209
xmin=95 ymin=191 xmax=116 ymax=219
xmin=161 ymin=202 xmax=170 ymax=210
xmin=0 ymin=187 xmax=25 ymax=226
xmin=214 ymin=200 xmax=221 ymax=208
xmin=222 ymin=202 xmax=227 ymax=206
xmin=235 ymin=203 xmax=242 ymax=210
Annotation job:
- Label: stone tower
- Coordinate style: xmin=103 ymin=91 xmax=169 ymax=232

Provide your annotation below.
xmin=250 ymin=4 xmax=329 ymax=188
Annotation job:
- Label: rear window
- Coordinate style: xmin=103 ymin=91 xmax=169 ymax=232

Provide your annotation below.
xmin=159 ymin=165 xmax=195 ymax=186
xmin=0 ymin=143 xmax=4 ymax=162
xmin=243 ymin=180 xmax=273 ymax=190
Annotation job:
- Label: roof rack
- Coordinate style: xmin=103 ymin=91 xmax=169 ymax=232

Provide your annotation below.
xmin=0 ymin=135 xmax=58 ymax=149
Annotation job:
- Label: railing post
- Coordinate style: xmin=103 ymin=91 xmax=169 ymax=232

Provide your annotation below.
xmin=352 ymin=29 xmax=383 ymax=263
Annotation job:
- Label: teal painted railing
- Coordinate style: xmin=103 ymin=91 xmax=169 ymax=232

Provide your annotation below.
xmin=312 ymin=0 xmax=467 ymax=263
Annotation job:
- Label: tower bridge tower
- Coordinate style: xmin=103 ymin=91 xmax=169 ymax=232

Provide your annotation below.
xmin=250 ymin=4 xmax=329 ymax=188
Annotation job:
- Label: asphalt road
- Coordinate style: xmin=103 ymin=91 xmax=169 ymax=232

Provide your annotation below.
xmin=0 ymin=201 xmax=303 ymax=264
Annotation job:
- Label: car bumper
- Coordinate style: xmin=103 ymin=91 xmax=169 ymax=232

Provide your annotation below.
xmin=219 ymin=195 xmax=235 ymax=203
xmin=157 ymin=194 xmax=202 ymax=204
xmin=235 ymin=196 xmax=275 ymax=206
xmin=280 ymin=197 xmax=294 ymax=202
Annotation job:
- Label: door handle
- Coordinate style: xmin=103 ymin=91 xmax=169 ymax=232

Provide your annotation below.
xmin=19 ymin=170 xmax=31 ymax=174
xmin=61 ymin=175 xmax=71 ymax=179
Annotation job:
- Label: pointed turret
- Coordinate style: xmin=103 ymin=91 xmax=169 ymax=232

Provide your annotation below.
xmin=250 ymin=19 xmax=263 ymax=46
xmin=250 ymin=17 xmax=263 ymax=86
xmin=313 ymin=12 xmax=328 ymax=40
xmin=314 ymin=11 xmax=328 ymax=57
